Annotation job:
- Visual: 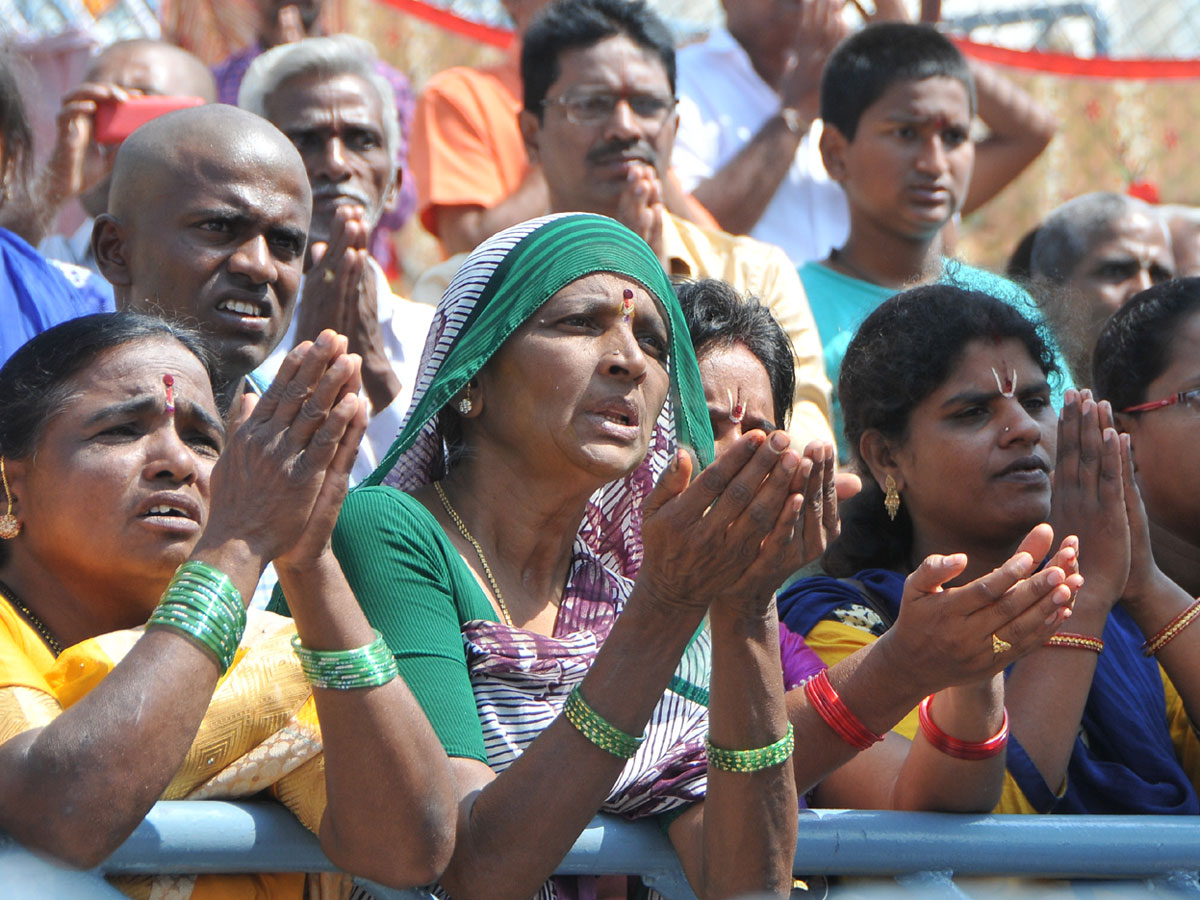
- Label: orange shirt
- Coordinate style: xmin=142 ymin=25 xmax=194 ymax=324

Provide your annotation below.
xmin=410 ymin=60 xmax=528 ymax=238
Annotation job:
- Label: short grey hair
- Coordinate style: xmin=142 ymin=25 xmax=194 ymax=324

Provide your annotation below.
xmin=1030 ymin=192 xmax=1156 ymax=283
xmin=238 ymin=34 xmax=400 ymax=180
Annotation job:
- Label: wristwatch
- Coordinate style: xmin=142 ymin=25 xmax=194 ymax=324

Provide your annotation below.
xmin=780 ymin=107 xmax=807 ymax=136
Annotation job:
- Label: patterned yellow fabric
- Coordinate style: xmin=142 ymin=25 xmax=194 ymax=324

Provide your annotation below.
xmin=1162 ymin=664 xmax=1200 ymax=798
xmin=0 ymin=599 xmax=344 ymax=900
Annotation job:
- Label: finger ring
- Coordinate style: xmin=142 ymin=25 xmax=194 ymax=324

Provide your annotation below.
xmin=992 ymin=633 xmax=1012 ymax=654
xmin=322 ymin=268 xmax=336 ymax=283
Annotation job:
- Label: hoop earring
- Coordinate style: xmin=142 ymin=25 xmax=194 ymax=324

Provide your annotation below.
xmin=0 ymin=457 xmax=20 ymax=539
xmin=456 ymin=386 xmax=473 ymax=416
xmin=883 ymin=474 xmax=901 ymax=522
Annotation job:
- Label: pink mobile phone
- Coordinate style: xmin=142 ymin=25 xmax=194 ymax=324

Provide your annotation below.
xmin=93 ymin=95 xmax=206 ymax=145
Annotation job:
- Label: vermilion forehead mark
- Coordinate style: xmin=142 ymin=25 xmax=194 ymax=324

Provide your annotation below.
xmin=991 ymin=365 xmax=1017 ymax=398
xmin=727 ymin=387 xmax=745 ymax=425
xmin=163 ymin=374 xmax=175 ymax=414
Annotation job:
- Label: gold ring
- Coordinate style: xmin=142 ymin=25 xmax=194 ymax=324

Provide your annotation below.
xmin=992 ymin=633 xmax=1012 ymax=654
xmin=322 ymin=268 xmax=336 ymax=283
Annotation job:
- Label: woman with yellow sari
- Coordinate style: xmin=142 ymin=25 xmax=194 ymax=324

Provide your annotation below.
xmin=0 ymin=313 xmax=455 ymax=898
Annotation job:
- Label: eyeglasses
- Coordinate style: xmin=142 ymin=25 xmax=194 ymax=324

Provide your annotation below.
xmin=542 ymin=90 xmax=677 ymax=127
xmin=1121 ymin=386 xmax=1200 ymax=413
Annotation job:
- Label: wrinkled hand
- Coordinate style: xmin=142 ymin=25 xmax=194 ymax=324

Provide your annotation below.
xmin=300 ymin=207 xmax=398 ymax=413
xmin=1049 ymin=389 xmax=1129 ymax=608
xmin=778 ymin=440 xmax=842 ymax=576
xmin=299 ymin=205 xmax=369 ymax=343
xmin=640 ymin=430 xmax=822 ymax=619
xmin=882 ymin=523 xmax=1079 ymax=697
xmin=614 ymin=162 xmax=666 ymax=265
xmin=779 ymin=0 xmax=849 ymax=118
xmin=203 ymin=332 xmax=367 ymax=568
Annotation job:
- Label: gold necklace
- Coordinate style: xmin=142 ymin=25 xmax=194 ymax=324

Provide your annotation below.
xmin=433 ymin=481 xmax=514 ymax=627
xmin=0 ymin=579 xmax=62 ymax=656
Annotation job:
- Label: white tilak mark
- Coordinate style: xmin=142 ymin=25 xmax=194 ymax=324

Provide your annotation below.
xmin=992 ymin=366 xmax=1017 ymax=398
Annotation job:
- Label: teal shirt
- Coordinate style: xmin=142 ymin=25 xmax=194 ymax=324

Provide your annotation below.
xmin=800 ymin=258 xmax=1073 ymax=459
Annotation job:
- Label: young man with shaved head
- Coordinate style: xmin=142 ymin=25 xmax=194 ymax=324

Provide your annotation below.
xmin=92 ymin=104 xmax=312 ymax=413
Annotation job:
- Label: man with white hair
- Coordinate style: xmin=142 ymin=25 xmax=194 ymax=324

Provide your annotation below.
xmin=1030 ymin=191 xmax=1174 ymax=386
xmin=241 ymin=34 xmax=434 ymax=479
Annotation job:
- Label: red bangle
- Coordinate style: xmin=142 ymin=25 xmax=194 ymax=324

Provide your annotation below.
xmin=918 ymin=694 xmax=1009 ymax=761
xmin=804 ymin=669 xmax=884 ymax=751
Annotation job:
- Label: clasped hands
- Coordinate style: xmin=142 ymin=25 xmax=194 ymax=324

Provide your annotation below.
xmin=641 ymin=429 xmax=846 ymax=620
xmin=201 ymin=332 xmax=367 ymax=573
xmin=299 ymin=205 xmax=399 ymax=414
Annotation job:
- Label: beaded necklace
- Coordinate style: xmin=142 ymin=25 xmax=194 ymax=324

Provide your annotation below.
xmin=0 ymin=578 xmax=62 ymax=656
xmin=433 ymin=481 xmax=514 ymax=627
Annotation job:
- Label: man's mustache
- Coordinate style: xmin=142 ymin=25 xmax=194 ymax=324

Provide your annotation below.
xmin=586 ymin=140 xmax=659 ymax=168
xmin=311 ymin=185 xmax=373 ymax=206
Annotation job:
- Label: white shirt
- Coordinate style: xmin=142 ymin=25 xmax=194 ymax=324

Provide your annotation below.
xmin=39 ymin=218 xmax=99 ymax=273
xmin=256 ymin=255 xmax=434 ymax=485
xmin=674 ymin=27 xmax=850 ymax=266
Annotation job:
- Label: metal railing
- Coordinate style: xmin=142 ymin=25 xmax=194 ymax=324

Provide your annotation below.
xmin=5 ymin=802 xmax=1200 ymax=899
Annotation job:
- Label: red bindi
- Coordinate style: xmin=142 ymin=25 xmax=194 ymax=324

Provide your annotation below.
xmin=163 ymin=374 xmax=175 ymax=414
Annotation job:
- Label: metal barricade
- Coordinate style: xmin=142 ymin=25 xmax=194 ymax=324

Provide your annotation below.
xmin=6 ymin=802 xmax=1200 ymax=899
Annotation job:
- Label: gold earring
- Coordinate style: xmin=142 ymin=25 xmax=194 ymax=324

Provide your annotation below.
xmin=0 ymin=457 xmax=20 ymax=539
xmin=883 ymin=474 xmax=900 ymax=522
xmin=456 ymin=385 xmax=473 ymax=416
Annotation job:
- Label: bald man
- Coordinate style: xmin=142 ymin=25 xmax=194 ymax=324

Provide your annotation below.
xmin=92 ymin=105 xmax=312 ymax=411
xmin=32 ymin=40 xmax=218 ymax=273
xmin=1030 ymin=191 xmax=1174 ymax=386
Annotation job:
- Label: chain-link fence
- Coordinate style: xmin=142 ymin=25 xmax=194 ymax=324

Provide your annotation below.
xmin=941 ymin=0 xmax=1200 ymax=57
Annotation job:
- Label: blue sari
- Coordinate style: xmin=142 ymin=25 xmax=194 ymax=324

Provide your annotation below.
xmin=778 ymin=571 xmax=1199 ymax=814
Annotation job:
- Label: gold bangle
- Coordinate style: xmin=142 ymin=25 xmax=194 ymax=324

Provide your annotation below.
xmin=1045 ymin=633 xmax=1104 ymax=653
xmin=1143 ymin=598 xmax=1200 ymax=656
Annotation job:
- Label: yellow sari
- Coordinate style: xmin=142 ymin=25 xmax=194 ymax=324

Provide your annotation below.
xmin=0 ymin=600 xmax=352 ymax=900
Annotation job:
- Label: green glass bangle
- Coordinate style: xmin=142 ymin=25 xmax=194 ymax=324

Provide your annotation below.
xmin=146 ymin=561 xmax=246 ymax=675
xmin=706 ymin=723 xmax=795 ymax=773
xmin=291 ymin=630 xmax=399 ymax=690
xmin=562 ymin=686 xmax=644 ymax=759
xmin=172 ymin=561 xmax=243 ymax=611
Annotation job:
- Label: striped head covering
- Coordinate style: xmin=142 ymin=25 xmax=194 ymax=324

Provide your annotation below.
xmin=365 ymin=213 xmax=714 ymax=579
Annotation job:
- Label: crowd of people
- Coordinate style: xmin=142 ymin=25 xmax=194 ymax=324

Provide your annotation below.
xmin=1 ymin=0 xmax=1198 ymax=898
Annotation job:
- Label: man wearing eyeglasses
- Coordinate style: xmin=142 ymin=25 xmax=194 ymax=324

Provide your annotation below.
xmin=409 ymin=0 xmax=715 ymax=257
xmin=414 ymin=0 xmax=834 ymax=448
